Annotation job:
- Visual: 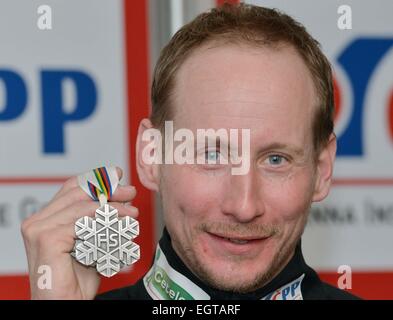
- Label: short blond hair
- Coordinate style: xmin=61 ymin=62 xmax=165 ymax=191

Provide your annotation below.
xmin=151 ymin=3 xmax=334 ymax=154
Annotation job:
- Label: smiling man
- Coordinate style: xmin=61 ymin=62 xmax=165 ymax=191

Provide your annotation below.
xmin=22 ymin=3 xmax=359 ymax=300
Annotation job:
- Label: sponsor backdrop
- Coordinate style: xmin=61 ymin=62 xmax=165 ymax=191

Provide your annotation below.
xmin=246 ymin=0 xmax=393 ymax=299
xmin=0 ymin=0 xmax=392 ymax=299
xmin=0 ymin=0 xmax=153 ymax=299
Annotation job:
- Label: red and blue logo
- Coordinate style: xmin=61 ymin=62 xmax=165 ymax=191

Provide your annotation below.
xmin=334 ymin=38 xmax=393 ymax=156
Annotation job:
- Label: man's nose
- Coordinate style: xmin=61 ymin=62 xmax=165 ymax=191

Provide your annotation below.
xmin=221 ymin=170 xmax=264 ymax=223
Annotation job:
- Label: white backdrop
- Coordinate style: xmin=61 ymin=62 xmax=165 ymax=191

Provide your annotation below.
xmin=0 ymin=0 xmax=129 ymax=275
xmin=0 ymin=0 xmax=156 ymax=300
xmin=1 ymin=0 xmax=392 ymax=299
xmin=247 ymin=0 xmax=393 ymax=271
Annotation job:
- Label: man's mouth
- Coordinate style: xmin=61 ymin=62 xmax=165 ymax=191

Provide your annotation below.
xmin=206 ymin=231 xmax=270 ymax=250
xmin=199 ymin=222 xmax=278 ymax=256
xmin=225 ymin=238 xmax=250 ymax=245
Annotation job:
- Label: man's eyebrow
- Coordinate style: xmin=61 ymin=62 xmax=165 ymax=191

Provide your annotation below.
xmin=257 ymin=142 xmax=305 ymax=157
xmin=193 ymin=136 xmax=229 ymax=149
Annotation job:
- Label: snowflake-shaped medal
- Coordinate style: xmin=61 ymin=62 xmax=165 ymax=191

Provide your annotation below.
xmin=73 ymin=203 xmax=140 ymax=277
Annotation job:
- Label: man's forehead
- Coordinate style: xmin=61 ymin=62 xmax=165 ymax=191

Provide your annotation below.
xmin=172 ymin=43 xmax=317 ymax=126
xmin=172 ymin=97 xmax=312 ymax=140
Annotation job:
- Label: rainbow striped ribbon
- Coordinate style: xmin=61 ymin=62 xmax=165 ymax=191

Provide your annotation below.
xmin=88 ymin=167 xmax=113 ymax=201
xmin=78 ymin=166 xmax=120 ymax=202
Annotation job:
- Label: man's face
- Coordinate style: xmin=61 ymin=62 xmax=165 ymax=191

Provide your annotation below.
xmin=158 ymin=43 xmax=322 ymax=292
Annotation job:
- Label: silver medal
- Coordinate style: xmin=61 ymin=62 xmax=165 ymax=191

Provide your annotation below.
xmin=72 ymin=203 xmax=140 ymax=277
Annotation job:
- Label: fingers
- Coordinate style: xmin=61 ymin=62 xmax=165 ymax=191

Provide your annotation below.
xmin=21 ymin=166 xmax=137 ymax=256
xmin=36 ymin=224 xmax=78 ymax=254
xmin=22 ymin=167 xmax=127 ymax=300
xmin=45 ymin=201 xmax=139 ymax=228
xmin=111 ymin=184 xmax=137 ymax=202
xmin=22 ymin=201 xmax=139 ymax=252
xmin=52 ymin=166 xmax=124 ymax=201
xmin=29 ymin=183 xmax=136 ymax=225
xmin=116 ymin=167 xmax=123 ymax=180
xmin=52 ymin=176 xmax=78 ymax=201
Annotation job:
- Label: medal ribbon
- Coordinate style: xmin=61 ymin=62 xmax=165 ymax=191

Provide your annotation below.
xmin=78 ymin=166 xmax=120 ymax=205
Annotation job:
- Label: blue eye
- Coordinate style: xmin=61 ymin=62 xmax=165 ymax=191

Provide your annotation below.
xmin=205 ymin=150 xmax=220 ymax=163
xmin=267 ymin=155 xmax=285 ymax=166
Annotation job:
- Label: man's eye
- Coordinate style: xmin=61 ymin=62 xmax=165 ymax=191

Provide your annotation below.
xmin=205 ymin=150 xmax=220 ymax=163
xmin=266 ymin=155 xmax=287 ymax=166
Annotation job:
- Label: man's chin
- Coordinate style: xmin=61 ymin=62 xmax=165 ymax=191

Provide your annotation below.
xmin=203 ymin=269 xmax=272 ymax=293
xmin=173 ymin=232 xmax=290 ymax=293
xmin=191 ymin=255 xmax=275 ymax=293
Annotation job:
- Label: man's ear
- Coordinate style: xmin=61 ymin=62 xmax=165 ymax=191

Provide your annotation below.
xmin=136 ymin=118 xmax=160 ymax=192
xmin=312 ymin=133 xmax=337 ymax=202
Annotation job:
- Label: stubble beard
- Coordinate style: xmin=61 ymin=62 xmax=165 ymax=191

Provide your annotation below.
xmin=171 ymin=222 xmax=301 ymax=294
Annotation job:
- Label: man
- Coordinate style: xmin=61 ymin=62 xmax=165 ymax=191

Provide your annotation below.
xmin=22 ymin=3 xmax=359 ymax=300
